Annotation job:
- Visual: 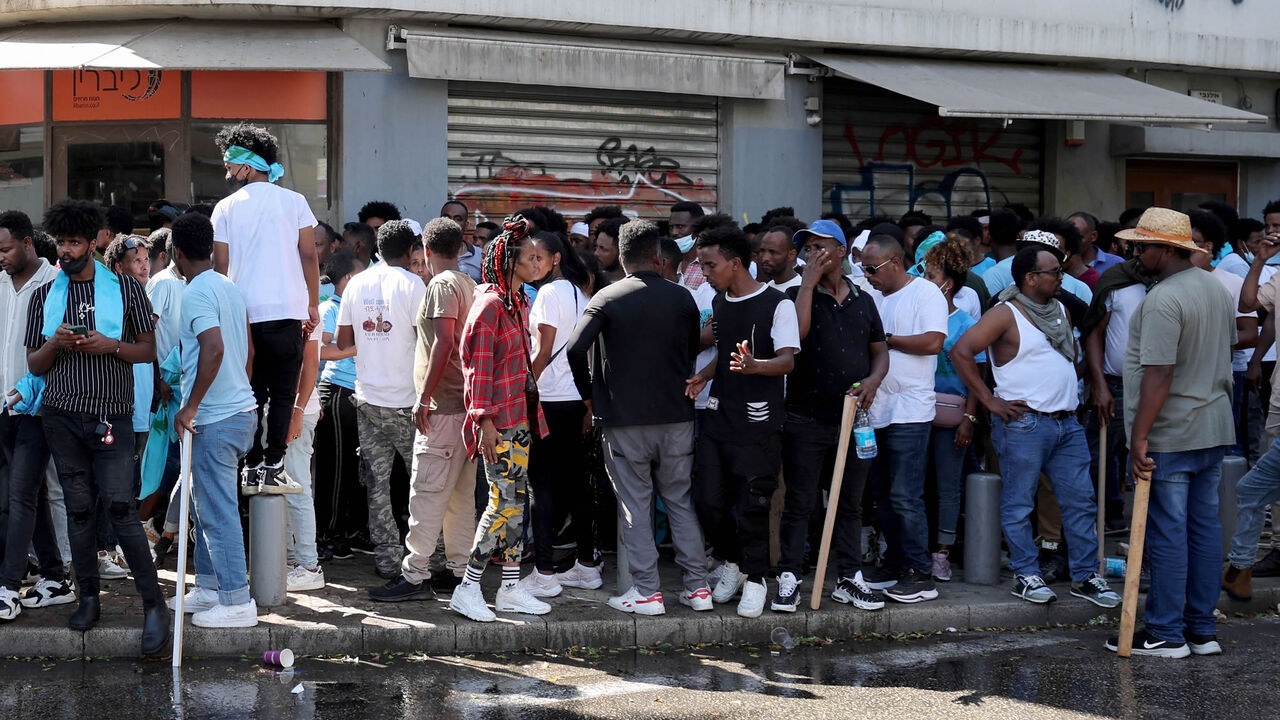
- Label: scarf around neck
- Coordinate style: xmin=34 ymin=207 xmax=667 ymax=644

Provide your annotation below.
xmin=996 ymin=284 xmax=1074 ymax=362
xmin=41 ymin=260 xmax=123 ymax=340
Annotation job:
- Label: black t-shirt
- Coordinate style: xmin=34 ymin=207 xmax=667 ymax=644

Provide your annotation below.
xmin=704 ymin=285 xmax=788 ymax=443
xmin=25 ymin=272 xmax=155 ymax=417
xmin=786 ymin=279 xmax=884 ymax=424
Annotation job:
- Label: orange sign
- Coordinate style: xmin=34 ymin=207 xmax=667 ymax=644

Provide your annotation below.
xmin=0 ymin=71 xmax=45 ymax=126
xmin=52 ymin=69 xmax=181 ymax=121
xmin=192 ymin=71 xmax=326 ymax=121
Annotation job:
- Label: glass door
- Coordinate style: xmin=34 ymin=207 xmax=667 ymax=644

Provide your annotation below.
xmin=51 ymin=124 xmax=188 ymax=233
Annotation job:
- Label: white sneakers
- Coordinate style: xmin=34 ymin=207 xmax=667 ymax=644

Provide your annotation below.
xmin=712 ymin=562 xmax=745 ymax=603
xmin=0 ymin=586 xmax=20 ymax=622
xmin=449 ymin=582 xmax=496 ymax=623
xmin=555 ymin=561 xmax=604 ymax=590
xmin=608 ymin=586 xmax=666 ymax=615
xmin=678 ymin=587 xmax=714 ymax=611
xmin=97 ymin=550 xmax=128 ymax=580
xmin=171 ymin=586 xmax=219 ymax=614
xmin=495 ymin=585 xmax=552 ymax=615
xmin=21 ymin=578 xmax=76 ymax=608
xmin=737 ymin=579 xmax=767 ymax=618
xmin=518 ymin=571 xmax=563 ymax=598
xmin=287 ymin=565 xmax=326 ymax=592
xmin=193 ymin=599 xmax=259 ymax=628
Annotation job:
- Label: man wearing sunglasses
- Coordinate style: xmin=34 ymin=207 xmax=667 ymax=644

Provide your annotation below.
xmin=952 ymin=245 xmax=1120 ymax=612
xmin=858 ymin=234 xmax=947 ymax=604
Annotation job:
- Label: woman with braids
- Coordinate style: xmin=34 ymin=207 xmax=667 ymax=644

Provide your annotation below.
xmin=921 ymin=233 xmax=987 ymax=583
xmin=518 ymin=231 xmax=602 ymax=599
xmin=450 ymin=216 xmax=551 ymax=622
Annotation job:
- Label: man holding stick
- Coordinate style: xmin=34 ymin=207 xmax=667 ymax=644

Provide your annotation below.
xmin=1106 ymin=208 xmax=1235 ymax=658
xmin=771 ymin=220 xmax=888 ymax=613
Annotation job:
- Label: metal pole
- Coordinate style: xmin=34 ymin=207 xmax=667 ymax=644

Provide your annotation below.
xmin=249 ymin=495 xmax=287 ymax=607
xmin=1097 ymin=424 xmax=1107 ymax=576
xmin=963 ymin=472 xmax=1003 ymax=585
xmin=1220 ymin=456 xmax=1248 ymax=558
xmin=171 ymin=432 xmax=193 ymax=668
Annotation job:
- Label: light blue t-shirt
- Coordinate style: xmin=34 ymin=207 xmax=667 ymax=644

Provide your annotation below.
xmin=132 ymin=363 xmax=154 ymax=433
xmin=971 ymin=256 xmax=997 ymax=277
xmin=936 ymin=309 xmax=986 ymax=397
xmin=982 ymin=255 xmax=1093 ymax=304
xmin=319 ymin=295 xmax=356 ymax=390
xmin=180 ymin=270 xmax=256 ymax=427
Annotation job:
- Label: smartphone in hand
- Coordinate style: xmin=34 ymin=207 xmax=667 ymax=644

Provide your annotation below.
xmin=67 ymin=324 xmax=89 ymax=337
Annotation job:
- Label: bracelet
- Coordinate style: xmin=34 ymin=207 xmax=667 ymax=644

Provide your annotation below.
xmin=114 ymin=340 xmax=122 ymax=355
xmin=293 ymin=405 xmax=305 ymax=412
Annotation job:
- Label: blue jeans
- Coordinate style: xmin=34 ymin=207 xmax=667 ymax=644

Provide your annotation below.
xmin=872 ymin=422 xmax=932 ymax=574
xmin=283 ymin=411 xmax=320 ymax=570
xmin=929 ymin=426 xmax=964 ymax=547
xmin=1144 ymin=447 xmax=1225 ymax=643
xmin=191 ymin=411 xmax=256 ymax=606
xmin=1229 ymin=370 xmax=1246 ymax=458
xmin=992 ymin=413 xmax=1099 ymax=582
xmin=1227 ymin=442 xmax=1280 ymax=568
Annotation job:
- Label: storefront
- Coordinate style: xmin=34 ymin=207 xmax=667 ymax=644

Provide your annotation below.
xmin=0 ymin=20 xmax=388 ymax=228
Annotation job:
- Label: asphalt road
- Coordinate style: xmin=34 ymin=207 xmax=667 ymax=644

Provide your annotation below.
xmin=3 ymin=614 xmax=1279 ymax=719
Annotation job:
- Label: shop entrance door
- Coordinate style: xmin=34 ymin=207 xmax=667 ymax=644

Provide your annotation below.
xmin=51 ymin=124 xmax=189 ymax=233
xmin=1124 ymin=159 xmax=1238 ymax=213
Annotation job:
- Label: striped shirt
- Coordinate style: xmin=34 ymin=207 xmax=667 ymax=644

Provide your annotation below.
xmin=25 ymin=273 xmax=155 ymax=417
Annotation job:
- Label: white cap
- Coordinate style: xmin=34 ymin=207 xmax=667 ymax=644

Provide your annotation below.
xmin=404 ymin=218 xmax=423 ymax=236
xmin=570 ymin=222 xmax=590 ymax=237
xmin=852 ymin=229 xmax=871 ymax=251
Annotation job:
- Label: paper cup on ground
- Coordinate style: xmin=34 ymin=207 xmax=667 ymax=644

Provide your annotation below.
xmin=263 ymin=649 xmax=294 ymax=668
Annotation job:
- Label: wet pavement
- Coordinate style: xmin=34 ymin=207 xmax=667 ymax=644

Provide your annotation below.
xmin=2 ymin=613 xmax=1278 ymax=719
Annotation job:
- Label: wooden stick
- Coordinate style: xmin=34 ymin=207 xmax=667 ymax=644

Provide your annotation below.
xmin=171 ymin=432 xmax=194 ymax=668
xmin=1116 ymin=475 xmax=1152 ymax=658
xmin=810 ymin=394 xmax=858 ymax=611
xmin=1097 ymin=423 xmax=1107 ymax=576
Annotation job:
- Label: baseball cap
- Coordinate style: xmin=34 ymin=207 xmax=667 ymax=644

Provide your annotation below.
xmin=792 ymin=219 xmax=847 ymax=247
xmin=570 ymin=222 xmax=590 ymax=237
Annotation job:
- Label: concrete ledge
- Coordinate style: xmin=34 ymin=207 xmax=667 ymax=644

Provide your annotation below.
xmin=4 ymin=562 xmax=1277 ymax=659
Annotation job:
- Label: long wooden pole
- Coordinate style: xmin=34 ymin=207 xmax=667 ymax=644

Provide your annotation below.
xmin=810 ymin=395 xmax=858 ymax=611
xmin=172 ymin=432 xmax=194 ymax=668
xmin=1116 ymin=475 xmax=1151 ymax=658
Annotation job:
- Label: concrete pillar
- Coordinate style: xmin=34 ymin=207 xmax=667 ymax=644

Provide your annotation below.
xmin=964 ymin=472 xmax=1003 ymax=585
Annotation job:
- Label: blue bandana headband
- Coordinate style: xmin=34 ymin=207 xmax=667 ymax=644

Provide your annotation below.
xmin=224 ymin=145 xmax=285 ymax=183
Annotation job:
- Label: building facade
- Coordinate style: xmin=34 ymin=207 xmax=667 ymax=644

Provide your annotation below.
xmin=1 ymin=1 xmax=1279 ymax=231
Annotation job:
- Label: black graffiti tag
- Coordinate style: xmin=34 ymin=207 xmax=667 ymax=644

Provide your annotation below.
xmin=595 ymin=137 xmax=692 ymax=187
xmin=460 ymin=150 xmax=548 ymax=180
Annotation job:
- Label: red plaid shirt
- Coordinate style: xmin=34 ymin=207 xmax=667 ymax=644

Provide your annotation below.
xmin=680 ymin=256 xmax=706 ymax=291
xmin=461 ymin=284 xmax=547 ymax=457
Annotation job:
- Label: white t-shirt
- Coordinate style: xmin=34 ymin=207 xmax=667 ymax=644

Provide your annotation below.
xmin=768 ymin=275 xmax=802 ymax=293
xmin=337 ymin=263 xmax=427 ymax=408
xmin=529 ymin=278 xmax=588 ymax=402
xmin=690 ymin=282 xmax=717 ymax=410
xmin=955 ymin=285 xmax=981 ymax=320
xmin=1103 ymin=283 xmax=1147 ymax=377
xmin=867 ymin=277 xmax=949 ymax=428
xmin=721 ymin=283 xmax=801 ymax=353
xmin=212 ymin=182 xmax=317 ymax=323
xmin=302 ymin=321 xmax=323 ymax=416
xmin=1212 ymin=266 xmax=1256 ymax=372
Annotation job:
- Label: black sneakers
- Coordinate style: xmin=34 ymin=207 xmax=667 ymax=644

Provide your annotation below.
xmin=430 ymin=572 xmax=463 ymax=593
xmin=346 ymin=533 xmax=377 ymax=556
xmin=257 ymin=464 xmax=303 ymax=495
xmin=883 ymin=568 xmax=939 ymax=603
xmin=862 ymin=565 xmax=901 ymax=590
xmin=1183 ymin=632 xmax=1222 ymax=656
xmin=1104 ymin=629 xmax=1191 ymax=658
xmin=369 ymin=577 xmax=435 ymax=603
xmin=770 ymin=571 xmax=801 ymax=612
xmin=831 ymin=574 xmax=885 ymax=610
xmin=240 ymin=463 xmax=262 ymax=496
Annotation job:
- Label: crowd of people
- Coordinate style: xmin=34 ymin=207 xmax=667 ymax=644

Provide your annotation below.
xmin=0 ymin=121 xmax=1276 ymax=660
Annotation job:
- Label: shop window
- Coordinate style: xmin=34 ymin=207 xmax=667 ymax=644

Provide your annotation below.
xmin=190 ymin=122 xmax=328 ymax=221
xmin=66 ymin=141 xmax=165 ymax=229
xmin=0 ymin=126 xmax=45 ymax=220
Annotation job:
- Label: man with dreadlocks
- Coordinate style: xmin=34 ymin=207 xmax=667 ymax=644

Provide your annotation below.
xmin=450 ymin=216 xmax=551 ymax=622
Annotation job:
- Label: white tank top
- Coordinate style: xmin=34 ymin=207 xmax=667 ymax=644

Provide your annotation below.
xmin=992 ymin=301 xmax=1078 ymax=413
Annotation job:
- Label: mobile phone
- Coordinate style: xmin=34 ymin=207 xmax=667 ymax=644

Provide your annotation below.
xmin=68 ymin=324 xmax=88 ymax=337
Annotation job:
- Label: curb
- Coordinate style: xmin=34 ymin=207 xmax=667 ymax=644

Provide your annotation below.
xmin=3 ymin=584 xmax=1276 ymax=659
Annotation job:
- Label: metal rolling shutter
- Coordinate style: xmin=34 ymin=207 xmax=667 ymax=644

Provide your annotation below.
xmin=822 ymin=80 xmax=1043 ymax=221
xmin=447 ymin=82 xmax=718 ymax=225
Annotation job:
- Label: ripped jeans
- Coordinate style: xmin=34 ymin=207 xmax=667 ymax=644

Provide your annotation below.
xmin=42 ymin=408 xmax=162 ymax=604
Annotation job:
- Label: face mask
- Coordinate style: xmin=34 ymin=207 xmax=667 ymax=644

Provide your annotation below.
xmin=60 ymin=252 xmax=90 ymax=275
xmin=225 ymin=166 xmax=247 ymax=193
xmin=676 ymin=235 xmax=695 ymax=254
xmin=1245 ymin=252 xmax=1256 ymax=264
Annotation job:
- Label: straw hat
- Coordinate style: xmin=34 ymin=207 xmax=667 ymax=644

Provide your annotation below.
xmin=1115 ymin=207 xmax=1204 ymax=253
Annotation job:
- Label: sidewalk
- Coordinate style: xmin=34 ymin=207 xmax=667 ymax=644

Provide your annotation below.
xmin=2 ymin=554 xmax=1277 ymax=659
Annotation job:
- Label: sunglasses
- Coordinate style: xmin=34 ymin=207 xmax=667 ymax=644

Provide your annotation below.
xmin=863 ymin=258 xmax=895 ymax=276
xmin=1028 ymin=267 xmax=1064 ymax=278
xmin=122 ymin=235 xmax=146 ymax=250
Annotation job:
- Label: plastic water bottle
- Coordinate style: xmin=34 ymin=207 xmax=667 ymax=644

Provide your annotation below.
xmin=852 ymin=387 xmax=877 ymax=459
xmin=771 ymin=626 xmax=795 ymax=650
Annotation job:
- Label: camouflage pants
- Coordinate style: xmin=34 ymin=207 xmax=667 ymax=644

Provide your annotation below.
xmin=468 ymin=424 xmax=531 ymax=568
xmin=355 ymin=402 xmax=414 ymax=572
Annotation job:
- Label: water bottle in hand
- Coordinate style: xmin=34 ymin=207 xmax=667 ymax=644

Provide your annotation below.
xmin=852 ymin=386 xmax=877 ymax=459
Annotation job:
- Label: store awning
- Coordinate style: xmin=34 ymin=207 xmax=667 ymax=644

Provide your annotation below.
xmin=809 ymin=54 xmax=1266 ymax=127
xmin=398 ymin=27 xmax=786 ymax=100
xmin=0 ymin=21 xmax=390 ymax=71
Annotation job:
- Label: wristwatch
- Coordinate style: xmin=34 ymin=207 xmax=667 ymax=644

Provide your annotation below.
xmin=963 ymin=413 xmax=979 ymax=424
xmin=884 ymin=333 xmax=893 ymax=348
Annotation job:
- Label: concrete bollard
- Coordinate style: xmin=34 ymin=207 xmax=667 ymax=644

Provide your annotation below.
xmin=964 ymin=472 xmax=1003 ymax=585
xmin=1219 ymin=456 xmax=1248 ymax=558
xmin=249 ymin=495 xmax=287 ymax=607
